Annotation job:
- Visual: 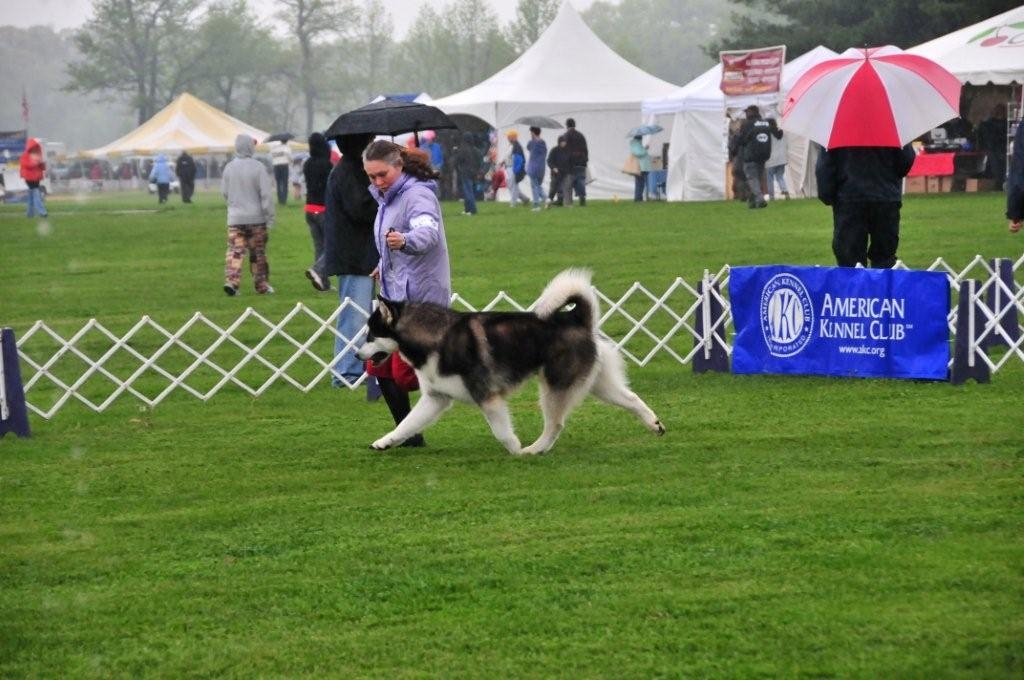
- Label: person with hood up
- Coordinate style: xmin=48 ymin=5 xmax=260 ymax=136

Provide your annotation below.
xmin=546 ymin=135 xmax=571 ymax=207
xmin=175 ymin=151 xmax=197 ymax=203
xmin=19 ymin=138 xmax=47 ymax=218
xmin=526 ymin=126 xmax=547 ymax=211
xmin=302 ymin=132 xmax=335 ymax=292
xmin=453 ymin=132 xmax=480 ymax=215
xmin=148 ymin=154 xmax=173 ymax=204
xmin=221 ymin=134 xmax=276 ymax=296
xmin=362 ymin=139 xmax=451 ymax=447
xmin=320 ymin=133 xmax=378 ymax=386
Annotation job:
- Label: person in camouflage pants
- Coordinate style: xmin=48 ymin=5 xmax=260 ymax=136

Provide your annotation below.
xmin=221 ymin=134 xmax=275 ymax=296
xmin=224 ymin=225 xmax=271 ymax=293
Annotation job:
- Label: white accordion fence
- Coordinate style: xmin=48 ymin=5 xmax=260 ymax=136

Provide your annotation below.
xmin=12 ymin=255 xmax=1024 ymax=420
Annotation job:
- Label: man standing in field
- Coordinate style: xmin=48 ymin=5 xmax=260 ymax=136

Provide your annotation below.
xmin=816 ymin=143 xmax=916 ymax=268
xmin=222 ymin=135 xmax=275 ymax=296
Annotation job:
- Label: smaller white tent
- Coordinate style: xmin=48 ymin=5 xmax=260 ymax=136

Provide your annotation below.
xmin=85 ymin=93 xmax=268 ymax=158
xmin=908 ymin=5 xmax=1024 ymax=85
xmin=642 ymin=46 xmax=839 ymax=202
xmin=432 ymin=1 xmax=680 ymax=199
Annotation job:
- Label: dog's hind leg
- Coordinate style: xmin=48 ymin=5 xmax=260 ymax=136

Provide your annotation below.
xmin=590 ymin=345 xmax=666 ymax=436
xmin=521 ymin=381 xmax=589 ymax=454
xmin=371 ymin=393 xmax=453 ymax=450
xmin=479 ymin=396 xmax=522 ymax=454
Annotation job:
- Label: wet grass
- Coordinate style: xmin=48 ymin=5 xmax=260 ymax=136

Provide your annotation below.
xmin=0 ymin=189 xmax=1021 ymax=677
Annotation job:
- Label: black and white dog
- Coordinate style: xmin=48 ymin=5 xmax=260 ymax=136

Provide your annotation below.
xmin=356 ymin=269 xmax=666 ymax=454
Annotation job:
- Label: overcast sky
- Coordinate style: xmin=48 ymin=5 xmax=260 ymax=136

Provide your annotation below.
xmin=0 ymin=0 xmax=596 ymax=37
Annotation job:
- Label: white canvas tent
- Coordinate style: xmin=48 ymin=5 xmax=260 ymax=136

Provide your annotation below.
xmin=642 ymin=46 xmax=839 ymax=202
xmin=431 ymin=1 xmax=680 ymax=199
xmin=908 ymin=5 xmax=1024 ymax=85
xmin=85 ymin=93 xmax=269 ymax=158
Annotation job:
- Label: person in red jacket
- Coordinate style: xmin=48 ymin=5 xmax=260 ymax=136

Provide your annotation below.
xmin=19 ymin=138 xmax=48 ymax=218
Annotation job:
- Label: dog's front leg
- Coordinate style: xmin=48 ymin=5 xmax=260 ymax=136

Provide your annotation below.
xmin=479 ymin=396 xmax=522 ymax=454
xmin=371 ymin=393 xmax=452 ymax=450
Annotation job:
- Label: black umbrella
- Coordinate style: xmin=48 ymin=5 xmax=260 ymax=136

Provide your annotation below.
xmin=325 ymin=100 xmax=457 ymax=140
xmin=264 ymin=132 xmax=295 ymax=143
xmin=513 ymin=115 xmax=563 ymax=129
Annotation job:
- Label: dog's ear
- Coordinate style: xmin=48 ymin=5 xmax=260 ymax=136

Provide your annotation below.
xmin=377 ymin=296 xmax=398 ymax=326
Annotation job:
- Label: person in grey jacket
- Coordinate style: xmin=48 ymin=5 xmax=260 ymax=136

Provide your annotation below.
xmin=221 ymin=134 xmax=276 ymax=296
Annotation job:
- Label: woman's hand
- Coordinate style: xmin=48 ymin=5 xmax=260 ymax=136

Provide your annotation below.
xmin=1010 ymin=220 xmax=1022 ymax=234
xmin=385 ymin=229 xmax=407 ymax=250
xmin=370 ymin=267 xmax=380 ymax=282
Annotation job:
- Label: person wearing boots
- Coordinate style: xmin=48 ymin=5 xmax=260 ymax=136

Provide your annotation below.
xmin=362 ymin=140 xmax=451 ymax=448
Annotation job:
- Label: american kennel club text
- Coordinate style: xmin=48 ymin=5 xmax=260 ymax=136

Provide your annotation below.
xmin=760 ymin=273 xmax=909 ymax=358
xmin=818 ymin=294 xmax=909 ymax=342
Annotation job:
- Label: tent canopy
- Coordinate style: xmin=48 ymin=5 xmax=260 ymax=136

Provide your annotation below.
xmin=85 ymin=93 xmax=268 ymax=158
xmin=908 ymin=5 xmax=1024 ymax=85
xmin=432 ymin=0 xmax=680 ymax=199
xmin=641 ymin=46 xmax=839 ymax=202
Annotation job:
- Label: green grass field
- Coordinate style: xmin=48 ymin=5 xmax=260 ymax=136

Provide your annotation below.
xmin=1 ymin=189 xmax=1022 ymax=677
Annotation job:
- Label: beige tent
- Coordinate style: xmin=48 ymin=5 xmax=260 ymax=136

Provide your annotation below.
xmin=84 ymin=93 xmax=269 ymax=158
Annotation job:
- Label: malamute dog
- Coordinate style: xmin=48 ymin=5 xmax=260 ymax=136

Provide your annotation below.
xmin=356 ymin=269 xmax=666 ymax=454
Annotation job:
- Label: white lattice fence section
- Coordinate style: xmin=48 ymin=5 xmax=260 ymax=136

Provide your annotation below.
xmin=11 ymin=256 xmax=1024 ymax=418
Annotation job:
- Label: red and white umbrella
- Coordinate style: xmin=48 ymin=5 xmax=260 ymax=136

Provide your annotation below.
xmin=782 ymin=45 xmax=962 ymax=149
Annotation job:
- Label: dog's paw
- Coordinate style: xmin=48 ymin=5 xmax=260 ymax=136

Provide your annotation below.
xmin=651 ymin=419 xmax=666 ymax=436
xmin=369 ymin=437 xmax=394 ymax=450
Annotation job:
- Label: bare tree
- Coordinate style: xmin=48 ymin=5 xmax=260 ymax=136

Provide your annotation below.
xmin=66 ymin=0 xmax=204 ymax=124
xmin=192 ymin=1 xmax=283 ymax=116
xmin=506 ymin=0 xmax=560 ymax=51
xmin=274 ymin=0 xmax=357 ymax=134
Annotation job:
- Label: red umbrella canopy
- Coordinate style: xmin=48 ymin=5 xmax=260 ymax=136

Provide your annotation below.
xmin=783 ymin=46 xmax=962 ymax=149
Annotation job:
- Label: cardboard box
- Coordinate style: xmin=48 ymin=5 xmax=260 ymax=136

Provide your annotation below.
xmin=938 ymin=176 xmax=955 ymax=192
xmin=905 ymin=176 xmax=927 ymax=193
xmin=965 ymin=178 xmax=996 ymax=192
xmin=926 ymin=176 xmax=941 ymax=193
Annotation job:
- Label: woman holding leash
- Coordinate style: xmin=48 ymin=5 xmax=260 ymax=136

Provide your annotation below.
xmin=362 ymin=140 xmax=451 ymax=447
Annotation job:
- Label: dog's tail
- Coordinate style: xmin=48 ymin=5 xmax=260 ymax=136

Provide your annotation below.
xmin=533 ymin=268 xmax=598 ymax=331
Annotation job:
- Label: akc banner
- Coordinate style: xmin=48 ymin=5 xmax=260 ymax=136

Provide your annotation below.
xmin=730 ymin=266 xmax=949 ymax=380
xmin=719 ymin=46 xmax=785 ymax=96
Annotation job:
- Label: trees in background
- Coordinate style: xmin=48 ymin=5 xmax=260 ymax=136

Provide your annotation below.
xmin=707 ymin=0 xmax=1023 ymax=58
xmin=42 ymin=0 xmax=1015 ymax=146
xmin=66 ymin=0 xmax=203 ymax=124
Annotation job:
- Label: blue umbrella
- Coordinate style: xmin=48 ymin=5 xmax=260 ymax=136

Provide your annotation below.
xmin=626 ymin=124 xmax=663 ymax=137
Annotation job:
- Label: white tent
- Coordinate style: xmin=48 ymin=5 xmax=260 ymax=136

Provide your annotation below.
xmin=642 ymin=46 xmax=840 ymax=202
xmin=84 ymin=93 xmax=268 ymax=157
xmin=431 ymin=1 xmax=680 ymax=200
xmin=908 ymin=5 xmax=1024 ymax=85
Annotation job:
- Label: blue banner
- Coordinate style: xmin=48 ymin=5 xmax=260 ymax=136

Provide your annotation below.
xmin=730 ymin=265 xmax=949 ymax=380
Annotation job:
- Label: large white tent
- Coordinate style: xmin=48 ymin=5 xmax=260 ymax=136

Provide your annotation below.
xmin=642 ymin=46 xmax=839 ymax=202
xmin=431 ymin=1 xmax=680 ymax=200
xmin=908 ymin=5 xmax=1024 ymax=85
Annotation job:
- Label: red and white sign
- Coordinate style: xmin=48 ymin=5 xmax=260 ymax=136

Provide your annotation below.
xmin=719 ymin=46 xmax=786 ymax=96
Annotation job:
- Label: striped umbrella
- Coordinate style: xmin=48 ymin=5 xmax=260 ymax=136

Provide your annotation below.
xmin=782 ymin=45 xmax=962 ymax=149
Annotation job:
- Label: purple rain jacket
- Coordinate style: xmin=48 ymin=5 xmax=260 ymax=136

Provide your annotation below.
xmin=370 ymin=172 xmax=451 ymax=306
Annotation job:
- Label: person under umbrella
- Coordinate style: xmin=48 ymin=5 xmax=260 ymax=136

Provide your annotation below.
xmin=319 ymin=133 xmax=379 ymax=386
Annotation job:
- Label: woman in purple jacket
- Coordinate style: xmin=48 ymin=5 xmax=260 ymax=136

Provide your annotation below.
xmin=362 ymin=140 xmax=451 ymax=446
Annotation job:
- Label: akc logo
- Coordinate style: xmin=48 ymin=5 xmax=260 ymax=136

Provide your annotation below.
xmin=760 ymin=273 xmax=814 ymax=357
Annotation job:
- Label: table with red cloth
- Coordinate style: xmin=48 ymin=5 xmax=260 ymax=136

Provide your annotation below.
xmin=908 ymin=151 xmax=986 ymax=178
xmin=908 ymin=152 xmax=954 ymax=177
